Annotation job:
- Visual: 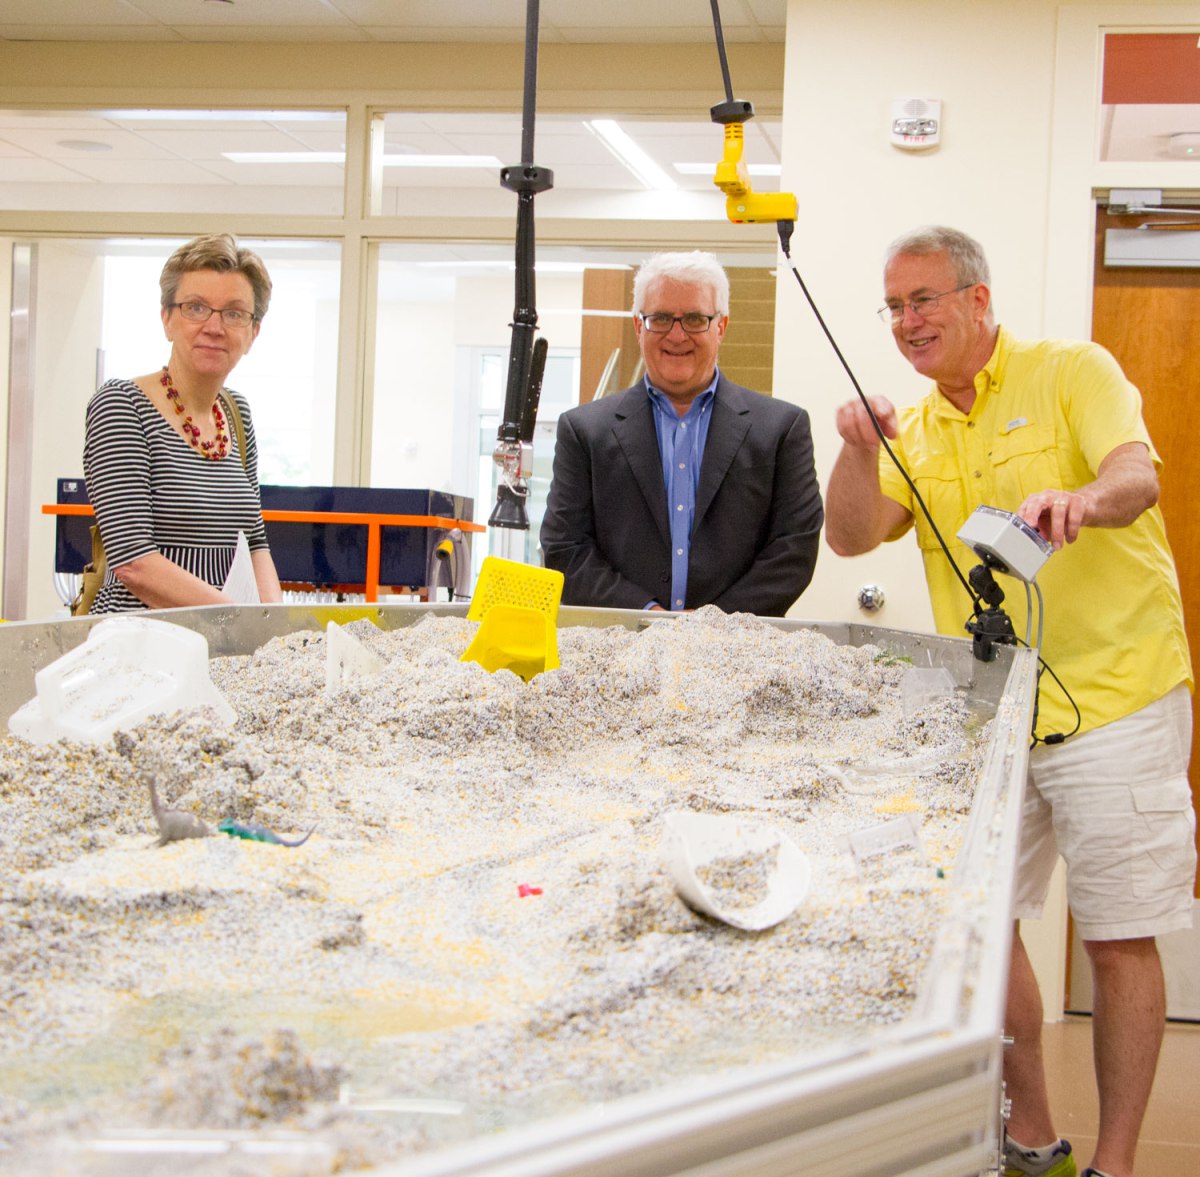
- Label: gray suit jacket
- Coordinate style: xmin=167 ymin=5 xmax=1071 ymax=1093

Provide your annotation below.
xmin=540 ymin=376 xmax=823 ymax=616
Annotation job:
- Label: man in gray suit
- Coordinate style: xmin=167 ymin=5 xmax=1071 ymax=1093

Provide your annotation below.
xmin=541 ymin=251 xmax=822 ymax=616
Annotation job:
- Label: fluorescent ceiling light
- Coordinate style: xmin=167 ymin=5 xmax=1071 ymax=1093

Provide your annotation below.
xmin=672 ymin=162 xmax=782 ymax=176
xmin=585 ymin=120 xmax=678 ymax=191
xmin=222 ymin=152 xmax=501 ymax=167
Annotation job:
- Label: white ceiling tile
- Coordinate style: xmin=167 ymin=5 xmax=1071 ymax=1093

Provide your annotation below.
xmin=0 ymin=0 xmax=161 ymax=27
xmin=329 ymin=0 xmax=527 ymax=29
xmin=745 ymin=0 xmax=787 ymax=20
xmin=0 ymin=127 xmax=178 ymax=159
xmin=0 ymin=159 xmax=95 ymax=182
xmin=52 ymin=158 xmax=236 ymax=185
xmin=200 ymin=160 xmax=349 ymax=186
xmin=0 ymin=25 xmax=186 ymax=42
xmin=0 ymin=111 xmax=120 ymax=131
xmin=168 ymin=24 xmax=366 ymax=43
xmin=380 ymin=167 xmax=506 ymax=190
xmin=280 ymin=129 xmax=352 ymax=152
xmin=133 ymin=127 xmax=333 ymax=156
xmin=358 ymin=26 xmax=564 ymax=44
xmin=125 ymin=0 xmax=353 ymax=28
xmin=558 ymin=27 xmax=718 ymax=45
xmin=1104 ymin=103 xmax=1200 ymax=161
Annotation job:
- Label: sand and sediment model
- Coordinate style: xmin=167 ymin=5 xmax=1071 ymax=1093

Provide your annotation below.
xmin=0 ymin=608 xmax=992 ymax=1176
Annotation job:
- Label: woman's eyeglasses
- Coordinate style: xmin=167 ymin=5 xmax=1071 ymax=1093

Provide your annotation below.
xmin=170 ymin=301 xmax=257 ymax=328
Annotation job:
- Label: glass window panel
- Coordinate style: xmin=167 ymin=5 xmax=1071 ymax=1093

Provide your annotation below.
xmin=369 ymin=240 xmax=776 ymax=577
xmin=96 ymin=237 xmax=340 ymax=486
xmin=370 ymin=241 xmax=597 ymax=512
xmin=1100 ymin=33 xmax=1200 ymax=162
xmin=13 ymin=235 xmax=339 ymax=618
xmin=369 ymin=110 xmax=782 ymax=220
xmin=0 ymin=108 xmax=347 ymax=215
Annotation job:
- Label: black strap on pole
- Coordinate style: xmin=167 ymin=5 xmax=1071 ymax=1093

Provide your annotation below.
xmin=709 ymin=0 xmax=754 ymax=124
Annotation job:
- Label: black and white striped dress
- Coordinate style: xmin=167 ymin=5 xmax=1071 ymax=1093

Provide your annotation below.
xmin=81 ymin=378 xmax=271 ymax=614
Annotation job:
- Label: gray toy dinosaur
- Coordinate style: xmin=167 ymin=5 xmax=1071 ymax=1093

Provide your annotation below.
xmin=147 ymin=777 xmax=212 ymax=847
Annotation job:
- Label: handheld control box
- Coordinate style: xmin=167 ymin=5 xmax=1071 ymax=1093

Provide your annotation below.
xmin=956 ymin=505 xmax=1053 ymax=583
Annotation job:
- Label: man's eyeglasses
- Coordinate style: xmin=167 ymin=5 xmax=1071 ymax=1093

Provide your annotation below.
xmin=170 ymin=300 xmax=257 ymax=328
xmin=877 ymin=283 xmax=974 ymax=325
xmin=639 ymin=312 xmax=719 ymax=334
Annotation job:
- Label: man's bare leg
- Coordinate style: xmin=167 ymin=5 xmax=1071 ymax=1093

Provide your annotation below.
xmin=1004 ymin=926 xmax=1058 ymax=1148
xmin=1085 ymin=936 xmax=1165 ymax=1177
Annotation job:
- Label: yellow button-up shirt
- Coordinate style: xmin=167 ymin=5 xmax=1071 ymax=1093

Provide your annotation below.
xmin=879 ymin=326 xmax=1190 ymax=738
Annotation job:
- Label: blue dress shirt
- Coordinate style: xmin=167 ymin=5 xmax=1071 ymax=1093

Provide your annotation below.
xmin=645 ymin=372 xmax=718 ymax=610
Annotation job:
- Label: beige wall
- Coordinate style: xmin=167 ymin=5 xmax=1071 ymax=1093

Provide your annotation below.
xmin=778 ymin=0 xmax=1058 ymax=632
xmin=777 ymin=0 xmax=1200 ymax=634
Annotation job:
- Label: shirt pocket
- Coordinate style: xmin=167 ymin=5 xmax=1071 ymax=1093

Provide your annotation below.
xmin=988 ymin=422 xmax=1062 ymax=506
xmin=906 ymin=453 xmax=968 ymax=553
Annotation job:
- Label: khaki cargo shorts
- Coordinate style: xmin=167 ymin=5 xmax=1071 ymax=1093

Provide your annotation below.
xmin=1016 ymin=684 xmax=1197 ymax=941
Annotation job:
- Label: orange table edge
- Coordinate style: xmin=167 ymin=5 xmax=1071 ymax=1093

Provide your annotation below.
xmin=43 ymin=504 xmax=485 ymax=604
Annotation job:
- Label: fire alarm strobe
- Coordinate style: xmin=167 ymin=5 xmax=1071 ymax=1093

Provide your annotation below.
xmin=890 ymin=97 xmax=941 ymax=150
xmin=956 ymin=505 xmax=1053 ymax=584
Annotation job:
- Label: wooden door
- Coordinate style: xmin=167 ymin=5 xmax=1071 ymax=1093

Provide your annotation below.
xmin=1091 ymin=204 xmax=1200 ymax=891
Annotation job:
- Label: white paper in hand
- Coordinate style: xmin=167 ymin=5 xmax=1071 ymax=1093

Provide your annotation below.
xmin=222 ymin=531 xmax=261 ymax=604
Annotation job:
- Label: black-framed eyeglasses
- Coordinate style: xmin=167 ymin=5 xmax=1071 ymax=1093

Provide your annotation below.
xmin=170 ymin=300 xmax=257 ymax=328
xmin=639 ymin=311 xmax=719 ymax=334
xmin=877 ymin=283 xmax=974 ymax=325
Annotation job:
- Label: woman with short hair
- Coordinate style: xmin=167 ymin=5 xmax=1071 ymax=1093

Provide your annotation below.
xmin=81 ymin=233 xmax=282 ymax=613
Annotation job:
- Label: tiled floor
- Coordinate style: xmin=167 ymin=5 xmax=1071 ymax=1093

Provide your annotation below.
xmin=1039 ymin=1014 xmax=1200 ymax=1174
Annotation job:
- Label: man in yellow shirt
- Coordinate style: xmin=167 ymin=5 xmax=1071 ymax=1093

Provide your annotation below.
xmin=825 ymin=226 xmax=1195 ymax=1177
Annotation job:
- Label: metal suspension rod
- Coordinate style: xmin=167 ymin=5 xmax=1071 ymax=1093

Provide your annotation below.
xmin=489 ymin=0 xmax=554 ymax=532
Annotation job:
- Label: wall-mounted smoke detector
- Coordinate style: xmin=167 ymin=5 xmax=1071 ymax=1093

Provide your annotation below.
xmin=1167 ymin=133 xmax=1200 ymax=159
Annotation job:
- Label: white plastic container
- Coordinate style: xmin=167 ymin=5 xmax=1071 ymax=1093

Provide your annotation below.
xmin=7 ymin=616 xmax=235 ymax=745
xmin=661 ymin=810 xmax=812 ymax=931
xmin=325 ymin=619 xmax=385 ymax=697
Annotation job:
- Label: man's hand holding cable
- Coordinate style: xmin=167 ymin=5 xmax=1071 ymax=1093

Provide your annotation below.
xmin=834 ymin=395 xmax=899 ymax=448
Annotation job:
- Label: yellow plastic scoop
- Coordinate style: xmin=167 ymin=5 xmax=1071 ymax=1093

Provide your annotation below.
xmin=460 ymin=556 xmax=563 ymax=682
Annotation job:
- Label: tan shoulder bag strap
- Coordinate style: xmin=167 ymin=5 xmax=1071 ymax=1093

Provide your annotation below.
xmin=218 ymin=390 xmax=249 ymax=474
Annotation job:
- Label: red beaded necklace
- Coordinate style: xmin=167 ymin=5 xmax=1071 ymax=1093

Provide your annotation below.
xmin=160 ymin=367 xmax=229 ymax=461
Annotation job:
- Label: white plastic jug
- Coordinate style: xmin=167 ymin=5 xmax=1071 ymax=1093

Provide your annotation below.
xmin=8 ymin=616 xmax=236 ymax=745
